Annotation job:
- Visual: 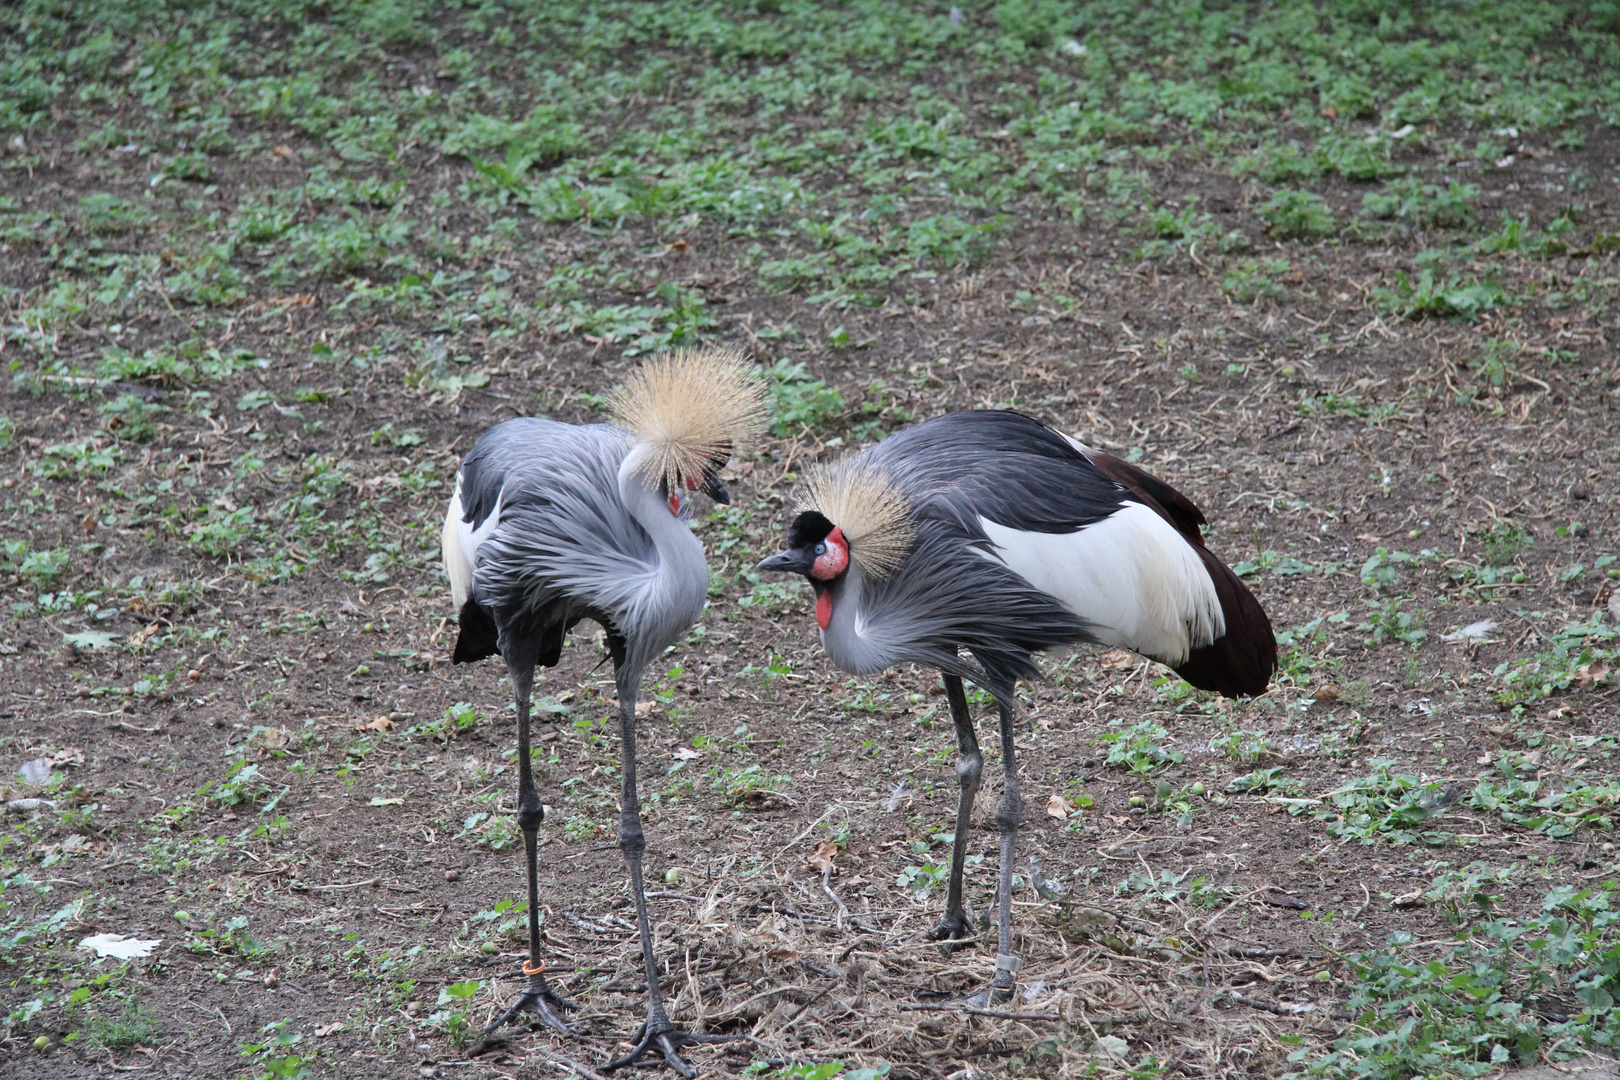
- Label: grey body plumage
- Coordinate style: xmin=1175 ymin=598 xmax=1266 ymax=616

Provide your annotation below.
xmin=760 ymin=410 xmax=1275 ymax=1005
xmin=443 ymin=349 xmax=762 ymax=1074
xmin=455 ymin=419 xmax=707 ymax=675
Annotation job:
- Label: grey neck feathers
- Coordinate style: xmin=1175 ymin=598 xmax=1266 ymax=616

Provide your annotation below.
xmin=819 ymin=565 xmax=891 ymax=677
xmin=614 ymin=442 xmax=708 ymax=675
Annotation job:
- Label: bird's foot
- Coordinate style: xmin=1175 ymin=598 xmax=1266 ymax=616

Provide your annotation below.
xmin=470 ymin=971 xmax=576 ymax=1053
xmin=602 ymin=1015 xmax=735 ymax=1078
xmin=926 ymin=909 xmax=977 ymax=952
xmin=962 ymin=953 xmax=1020 ymax=1007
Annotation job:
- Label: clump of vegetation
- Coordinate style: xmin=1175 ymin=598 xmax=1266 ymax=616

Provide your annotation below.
xmin=766 ymin=359 xmax=845 ymax=438
xmin=1291 ymin=884 xmax=1620 ymax=1079
xmin=1481 ymin=524 xmax=1532 ymax=567
xmin=1097 ymin=720 xmax=1183 ymax=774
xmin=1259 ymin=190 xmax=1335 ymax=239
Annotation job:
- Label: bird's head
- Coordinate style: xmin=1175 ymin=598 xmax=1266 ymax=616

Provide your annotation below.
xmin=756 ymin=459 xmax=914 ymax=630
xmin=756 ymin=510 xmax=848 ymax=629
xmin=611 ymin=347 xmax=765 ymax=517
xmin=658 ymin=446 xmax=735 ymax=517
xmin=757 ymin=510 xmax=848 ymax=580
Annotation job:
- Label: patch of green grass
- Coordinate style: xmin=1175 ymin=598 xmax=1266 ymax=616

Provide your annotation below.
xmin=1494 ymin=615 xmax=1618 ymax=707
xmin=1306 ymin=759 xmax=1456 ymax=846
xmin=1222 ymin=257 xmax=1289 ymax=302
xmin=1374 ymin=269 xmax=1505 ymax=320
xmin=1097 ymin=719 xmax=1182 ymax=774
xmin=1289 ymin=883 xmax=1620 ymax=1080
xmin=1481 ymin=524 xmax=1533 ymax=567
xmin=1362 ymin=177 xmax=1479 ymax=229
xmin=1358 ymin=598 xmax=1428 ymax=648
xmin=1211 ymin=729 xmax=1274 ymax=765
xmin=1471 ymin=751 xmax=1618 ymax=838
xmin=1260 ymin=189 xmax=1335 ymax=239
xmin=766 ymin=359 xmax=844 ymax=438
xmin=80 ymin=997 xmax=161 ymax=1050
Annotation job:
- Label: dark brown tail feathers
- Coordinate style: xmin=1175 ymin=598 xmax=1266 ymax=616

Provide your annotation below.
xmin=1174 ymin=547 xmax=1277 ymax=698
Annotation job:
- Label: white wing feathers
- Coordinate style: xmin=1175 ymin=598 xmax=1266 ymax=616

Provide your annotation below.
xmin=976 ymin=503 xmax=1223 ymax=666
xmin=441 ymin=472 xmax=503 ymax=609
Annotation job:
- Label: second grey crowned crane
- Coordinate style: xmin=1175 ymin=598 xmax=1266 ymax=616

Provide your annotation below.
xmin=758 ymin=410 xmax=1275 ymax=1003
xmin=443 ymin=347 xmax=763 ymax=1074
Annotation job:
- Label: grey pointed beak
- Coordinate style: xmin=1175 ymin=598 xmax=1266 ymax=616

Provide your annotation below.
xmin=758 ymin=548 xmax=814 ymax=575
xmin=700 ymin=473 xmax=731 ymax=505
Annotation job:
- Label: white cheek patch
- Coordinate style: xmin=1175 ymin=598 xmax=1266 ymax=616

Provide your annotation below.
xmin=976 ymin=504 xmax=1222 ymax=666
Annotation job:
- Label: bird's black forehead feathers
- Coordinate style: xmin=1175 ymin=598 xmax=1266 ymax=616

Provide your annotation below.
xmin=786 ymin=510 xmax=835 ymax=548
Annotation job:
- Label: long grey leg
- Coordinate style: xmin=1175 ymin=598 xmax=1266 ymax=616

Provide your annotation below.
xmin=602 ymin=668 xmax=731 ymax=1077
xmin=476 ymin=641 xmax=575 ymax=1045
xmin=989 ymin=695 xmax=1024 ymax=1002
xmin=929 ymin=673 xmax=982 ymax=944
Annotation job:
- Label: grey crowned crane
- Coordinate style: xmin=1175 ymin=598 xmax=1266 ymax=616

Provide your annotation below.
xmin=758 ymin=410 xmax=1275 ymax=1001
xmin=442 ymin=348 xmax=763 ymax=1073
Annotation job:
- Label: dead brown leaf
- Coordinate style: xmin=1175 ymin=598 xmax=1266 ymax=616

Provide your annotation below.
xmin=361 ymin=716 xmax=392 ymax=732
xmin=806 ymin=839 xmax=838 ymax=875
xmin=1575 ymin=661 xmax=1613 ymax=690
xmin=1046 ymin=792 xmax=1072 ymax=820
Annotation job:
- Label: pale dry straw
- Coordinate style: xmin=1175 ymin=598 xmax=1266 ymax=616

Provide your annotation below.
xmin=611 ymin=345 xmax=766 ymax=493
xmin=799 ymin=458 xmax=917 ymax=579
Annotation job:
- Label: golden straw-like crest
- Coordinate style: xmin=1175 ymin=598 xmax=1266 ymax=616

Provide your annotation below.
xmin=610 ymin=346 xmax=766 ymax=492
xmin=798 ymin=458 xmax=916 ymax=580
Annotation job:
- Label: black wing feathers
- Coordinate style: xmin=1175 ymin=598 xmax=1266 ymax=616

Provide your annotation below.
xmin=453 ymin=599 xmax=500 ymax=664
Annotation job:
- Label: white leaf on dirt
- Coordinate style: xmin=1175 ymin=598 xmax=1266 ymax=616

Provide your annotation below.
xmin=6 ymin=798 xmax=56 ymax=812
xmin=1045 ymin=792 xmax=1071 ymax=820
xmin=1094 ymin=1035 xmax=1130 ymax=1059
xmin=63 ymin=630 xmax=120 ymax=650
xmin=369 ymin=797 xmax=404 ymax=806
xmin=1441 ymin=619 xmax=1498 ymax=642
xmin=1391 ymin=889 xmax=1423 ymax=908
xmin=883 ymin=781 xmax=911 ymax=812
xmin=315 ymin=1022 xmax=345 ymax=1037
xmin=1609 ymin=591 xmax=1620 ymax=625
xmin=672 ymin=746 xmax=702 ymax=761
xmin=18 ymin=760 xmax=50 ymax=787
xmin=78 ymin=933 xmax=160 ymax=960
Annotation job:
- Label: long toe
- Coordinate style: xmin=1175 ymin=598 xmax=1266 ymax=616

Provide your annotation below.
xmin=656 ymin=1035 xmax=700 ymax=1080
xmin=604 ymin=1023 xmax=735 ymax=1075
xmin=926 ymin=912 xmax=976 ymax=949
xmin=479 ymin=985 xmax=575 ymax=1040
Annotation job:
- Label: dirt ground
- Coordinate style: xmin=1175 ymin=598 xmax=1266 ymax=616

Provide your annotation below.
xmin=3 ymin=4 xmax=1620 ymax=1079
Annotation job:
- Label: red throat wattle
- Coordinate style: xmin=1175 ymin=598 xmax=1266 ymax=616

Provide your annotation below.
xmin=667 ymin=493 xmax=681 ymax=517
xmin=815 ymin=589 xmax=833 ymax=630
xmin=810 ymin=526 xmax=846 ymax=630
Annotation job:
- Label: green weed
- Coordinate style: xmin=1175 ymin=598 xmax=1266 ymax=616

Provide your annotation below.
xmin=1289 ymin=884 xmax=1620 ymax=1079
xmin=1260 ymin=190 xmax=1335 ymax=239
xmin=1307 ymin=760 xmax=1456 ymax=846
xmin=1097 ymin=719 xmax=1183 ymax=774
